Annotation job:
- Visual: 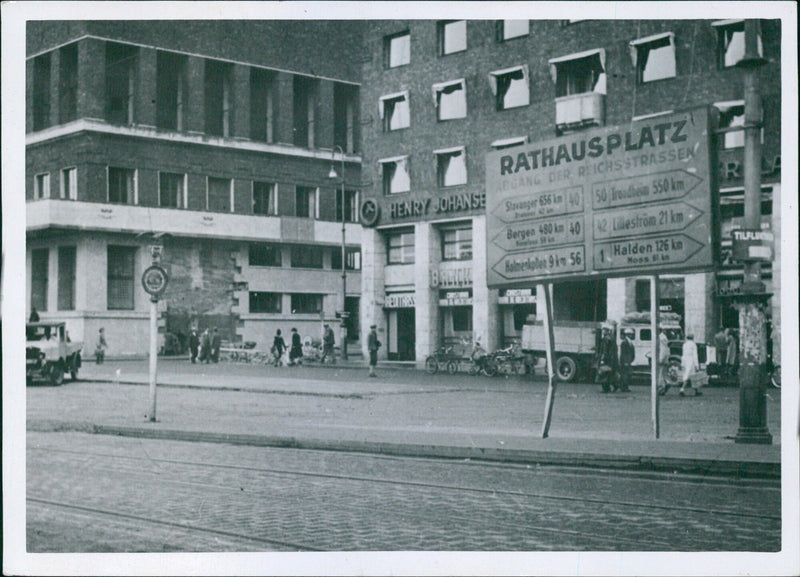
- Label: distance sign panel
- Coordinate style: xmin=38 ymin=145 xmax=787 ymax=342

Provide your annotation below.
xmin=485 ymin=107 xmax=713 ymax=287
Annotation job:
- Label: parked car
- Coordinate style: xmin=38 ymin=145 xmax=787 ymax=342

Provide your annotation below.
xmin=26 ymin=322 xmax=82 ymax=385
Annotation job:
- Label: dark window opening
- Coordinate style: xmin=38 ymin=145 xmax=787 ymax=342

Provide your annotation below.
xmin=107 ymin=245 xmax=136 ymax=310
xmin=331 ymin=247 xmax=361 ymax=271
xmin=293 ymin=76 xmax=317 ymax=148
xmin=252 ymin=181 xmax=277 ymax=216
xmin=59 ymin=43 xmax=78 ymax=124
xmin=58 ymin=246 xmax=76 ymax=311
xmin=295 ymin=186 xmax=316 ymax=218
xmin=205 ymin=60 xmax=232 ymax=137
xmin=156 ymin=51 xmax=187 ymax=131
xmin=108 ymin=167 xmax=135 ymax=204
xmin=33 ymin=53 xmax=52 ymax=131
xmin=249 ymin=291 xmax=281 ymax=313
xmin=31 ymin=248 xmax=49 ymax=311
xmin=553 ymin=280 xmax=607 ymax=322
xmin=335 ymin=189 xmax=359 ymax=223
xmin=290 ymin=244 xmax=324 ymax=269
xmin=106 ymin=42 xmax=137 ymax=125
xmin=207 ymin=177 xmax=231 ymax=212
xmin=250 ymin=68 xmax=276 ymax=143
xmin=249 ymin=243 xmax=282 ymax=267
xmin=334 ymin=83 xmax=358 ymax=153
xmin=291 ymin=293 xmax=323 ymax=314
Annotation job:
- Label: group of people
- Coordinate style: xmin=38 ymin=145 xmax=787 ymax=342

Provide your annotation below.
xmin=713 ymin=327 xmax=739 ymax=376
xmin=188 ymin=328 xmax=222 ymax=364
xmin=269 ymin=327 xmax=304 ymax=366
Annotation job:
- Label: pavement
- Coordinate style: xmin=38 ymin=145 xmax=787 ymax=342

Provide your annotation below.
xmin=26 ymin=356 xmax=783 ymax=479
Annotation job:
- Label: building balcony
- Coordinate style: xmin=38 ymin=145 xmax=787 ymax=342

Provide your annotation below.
xmin=555 ymin=92 xmax=605 ymax=131
xmin=26 ymin=199 xmax=362 ymax=245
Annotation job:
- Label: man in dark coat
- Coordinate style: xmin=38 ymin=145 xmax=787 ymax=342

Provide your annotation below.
xmin=189 ymin=329 xmax=200 ymax=363
xmin=595 ymin=324 xmax=619 ymax=393
xmin=367 ymin=324 xmax=381 ymax=377
xmin=618 ymin=329 xmax=635 ymax=392
xmin=288 ymin=328 xmax=303 ymax=366
xmin=211 ymin=327 xmax=221 ymax=363
xmin=200 ymin=329 xmax=211 ymax=363
xmin=321 ymin=324 xmax=335 ymax=364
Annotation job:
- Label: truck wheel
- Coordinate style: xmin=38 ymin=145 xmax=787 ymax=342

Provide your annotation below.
xmin=555 ymin=356 xmax=578 ymax=382
xmin=70 ymin=355 xmax=80 ymax=381
xmin=49 ymin=362 xmax=64 ymax=386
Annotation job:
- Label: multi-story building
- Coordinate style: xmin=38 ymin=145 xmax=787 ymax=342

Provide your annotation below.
xmin=26 ymin=21 xmax=364 ymax=356
xmin=358 ymin=19 xmax=782 ymax=366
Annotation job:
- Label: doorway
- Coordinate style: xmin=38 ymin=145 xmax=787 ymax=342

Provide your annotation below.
xmin=388 ymin=308 xmax=416 ymax=360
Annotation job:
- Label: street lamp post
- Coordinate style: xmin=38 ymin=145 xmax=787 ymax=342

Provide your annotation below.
xmin=329 ymin=145 xmax=348 ymax=361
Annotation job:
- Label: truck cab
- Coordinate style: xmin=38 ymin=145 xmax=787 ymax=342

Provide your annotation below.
xmin=26 ymin=321 xmax=83 ymax=385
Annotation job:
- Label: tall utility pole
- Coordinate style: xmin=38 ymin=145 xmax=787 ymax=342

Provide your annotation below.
xmin=734 ymin=20 xmax=772 ymax=444
xmin=329 ymin=146 xmax=348 ymax=361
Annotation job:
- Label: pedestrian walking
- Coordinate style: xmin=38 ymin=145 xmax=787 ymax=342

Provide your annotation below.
xmin=211 ymin=327 xmax=221 ymax=363
xmin=726 ymin=328 xmax=738 ymax=376
xmin=95 ymin=328 xmax=108 ymax=364
xmin=189 ymin=329 xmax=200 ymax=364
xmin=29 ymin=306 xmax=40 ymax=323
xmin=321 ymin=324 xmax=335 ymax=364
xmin=658 ymin=327 xmax=671 ymax=385
xmin=680 ymin=333 xmax=702 ymax=396
xmin=367 ymin=324 xmax=381 ymax=377
xmin=200 ymin=329 xmax=211 ymax=363
xmin=288 ymin=328 xmax=303 ymax=366
xmin=713 ymin=327 xmax=729 ymax=375
xmin=271 ymin=329 xmax=286 ymax=366
xmin=618 ymin=329 xmax=634 ymax=392
xmin=595 ymin=323 xmax=618 ymax=393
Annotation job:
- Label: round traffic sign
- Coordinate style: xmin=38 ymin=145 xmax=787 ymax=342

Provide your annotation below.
xmin=142 ymin=265 xmax=169 ymax=297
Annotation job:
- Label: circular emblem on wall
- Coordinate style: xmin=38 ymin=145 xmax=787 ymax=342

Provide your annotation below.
xmin=141 ymin=265 xmax=169 ymax=298
xmin=359 ymin=198 xmax=381 ymax=227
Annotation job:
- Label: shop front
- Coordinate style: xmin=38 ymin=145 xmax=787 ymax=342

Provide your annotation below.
xmin=498 ymin=288 xmax=537 ymax=347
xmin=384 ymin=292 xmax=416 ymax=360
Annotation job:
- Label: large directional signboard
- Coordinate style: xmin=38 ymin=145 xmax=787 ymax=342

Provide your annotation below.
xmin=486 ymin=107 xmax=714 ymax=288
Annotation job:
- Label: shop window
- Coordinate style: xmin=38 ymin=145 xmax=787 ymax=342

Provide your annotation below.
xmin=452 ymin=306 xmax=473 ymax=332
xmin=387 ymin=230 xmax=415 ymax=264
xmin=336 ymin=189 xmax=359 ymax=223
xmin=513 ymin=304 xmax=536 ymax=332
xmin=436 ymin=147 xmax=467 ymax=187
xmin=439 ymin=20 xmax=467 ymax=55
xmin=334 ymin=83 xmax=358 ymax=153
xmin=58 ymin=43 xmax=78 ymax=124
xmin=295 ymin=186 xmax=318 ymax=218
xmin=107 ymin=245 xmax=136 ymax=310
xmin=714 ymin=19 xmax=762 ymax=69
xmin=249 ymin=291 xmax=281 ymax=313
xmin=380 ymin=156 xmax=410 ymax=194
xmin=379 ymin=91 xmax=410 ymax=131
xmin=630 ymin=33 xmax=676 ymax=84
xmin=106 ymin=42 xmax=137 ymax=126
xmin=207 ymin=177 xmax=232 ymax=212
xmin=498 ymin=20 xmax=529 ymax=41
xmin=291 ymin=293 xmax=323 ymax=314
xmin=290 ymin=244 xmax=324 ymax=269
xmin=250 ymin=68 xmax=276 ymax=143
xmin=441 ymin=224 xmax=473 ymax=261
xmin=553 ymin=279 xmax=606 ymax=322
xmin=158 ymin=172 xmax=185 ymax=208
xmin=332 ymin=247 xmax=362 ymax=271
xmin=109 ymin=167 xmax=136 ymax=205
xmin=33 ymin=52 xmax=51 ymax=131
xmin=31 ymin=248 xmax=49 ymax=312
xmin=432 ymin=79 xmax=466 ymax=121
xmin=35 ymin=173 xmax=51 ymax=200
xmin=249 ymin=243 xmax=282 ymax=267
xmin=57 ymin=246 xmax=76 ymax=311
xmin=293 ymin=76 xmax=318 ymax=148
xmin=156 ymin=51 xmax=187 ymax=131
xmin=385 ymin=31 xmax=410 ymax=68
xmin=253 ymin=181 xmax=277 ymax=216
xmin=715 ymin=101 xmax=763 ymax=149
xmin=489 ymin=65 xmax=529 ymax=110
xmin=60 ymin=167 xmax=77 ymax=200
xmin=491 ymin=136 xmax=527 ymax=150
xmin=205 ymin=60 xmax=233 ymax=137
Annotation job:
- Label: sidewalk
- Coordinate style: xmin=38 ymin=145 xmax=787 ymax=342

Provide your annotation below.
xmin=26 ymin=358 xmax=782 ymax=479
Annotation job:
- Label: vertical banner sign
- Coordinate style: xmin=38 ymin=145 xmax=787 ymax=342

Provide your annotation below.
xmin=485 ymin=107 xmax=713 ymax=287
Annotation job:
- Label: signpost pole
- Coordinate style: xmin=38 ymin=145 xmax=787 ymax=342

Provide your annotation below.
xmin=650 ymin=275 xmax=660 ymax=439
xmin=540 ymin=283 xmax=557 ymax=439
xmin=148 ymin=295 xmax=158 ymax=422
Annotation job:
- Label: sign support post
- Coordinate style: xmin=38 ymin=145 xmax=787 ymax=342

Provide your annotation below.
xmin=650 ymin=275 xmax=660 ymax=439
xmin=540 ymin=283 xmax=557 ymax=439
xmin=148 ymin=295 xmax=158 ymax=422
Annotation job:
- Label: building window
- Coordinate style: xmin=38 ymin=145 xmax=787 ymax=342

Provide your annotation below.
xmin=253 ymin=181 xmax=277 ymax=216
xmin=490 ymin=136 xmax=527 ymax=150
xmin=295 ymin=186 xmax=317 ymax=218
xmin=57 ymin=246 xmax=76 ymax=311
xmin=513 ymin=304 xmax=536 ymax=332
xmin=205 ymin=60 xmax=232 ymax=137
xmin=385 ymin=31 xmax=411 ymax=68
xmin=334 ymin=83 xmax=358 ymax=153
xmin=387 ymin=230 xmax=415 ymax=264
xmin=439 ymin=20 xmax=467 ymax=55
xmin=441 ymin=224 xmax=473 ymax=261
xmin=336 ymin=189 xmax=360 ymax=223
xmin=159 ymin=172 xmax=186 ymax=208
xmin=379 ymin=91 xmax=410 ymax=131
xmin=60 ymin=167 xmax=77 ymax=200
xmin=31 ymin=248 xmax=49 ymax=311
xmin=452 ymin=307 xmax=473 ymax=332
xmin=207 ymin=177 xmax=232 ymax=212
xmin=106 ymin=42 xmax=137 ymax=125
xmin=332 ymin=247 xmax=362 ymax=271
xmin=156 ymin=51 xmax=187 ymax=131
xmin=433 ymin=79 xmax=466 ymax=120
xmin=108 ymin=167 xmax=136 ymax=205
xmin=293 ymin=76 xmax=317 ymax=148
xmin=435 ymin=147 xmax=467 ymax=187
xmin=630 ymin=33 xmax=676 ymax=84
xmin=489 ymin=65 xmax=530 ymax=110
xmin=290 ymin=244 xmax=324 ymax=269
xmin=249 ymin=291 xmax=281 ymax=313
xmin=35 ymin=173 xmax=51 ymax=199
xmin=107 ymin=245 xmax=136 ymax=310
xmin=33 ymin=53 xmax=51 ymax=131
xmin=380 ymin=157 xmax=410 ymax=194
xmin=250 ymin=68 xmax=276 ymax=143
xmin=291 ymin=293 xmax=323 ymax=314
xmin=249 ymin=243 xmax=282 ymax=267
xmin=715 ymin=101 xmax=763 ymax=149
xmin=58 ymin=43 xmax=78 ymax=124
xmin=498 ymin=20 xmax=529 ymax=41
xmin=714 ymin=19 xmax=762 ymax=69
xmin=551 ymin=50 xmax=607 ymax=96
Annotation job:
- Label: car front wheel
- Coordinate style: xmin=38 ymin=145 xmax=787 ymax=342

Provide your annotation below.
xmin=49 ymin=361 xmax=64 ymax=386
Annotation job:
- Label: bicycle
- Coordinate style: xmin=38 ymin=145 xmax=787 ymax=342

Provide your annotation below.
xmin=425 ymin=346 xmax=458 ymax=375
